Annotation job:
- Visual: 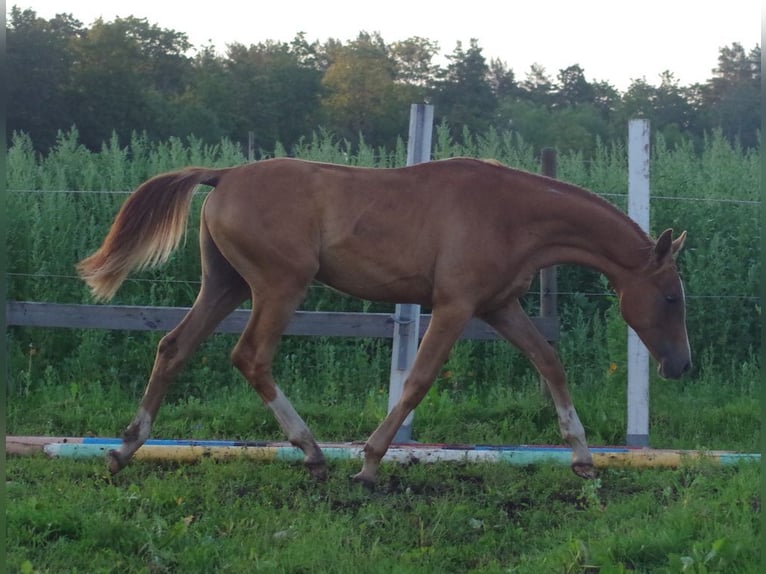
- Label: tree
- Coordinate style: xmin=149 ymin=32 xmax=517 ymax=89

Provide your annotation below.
xmin=170 ymin=44 xmax=237 ymax=143
xmin=617 ymin=73 xmax=703 ymax=148
xmin=218 ymin=39 xmax=324 ymax=152
xmin=590 ymin=80 xmax=621 ymax=119
xmin=520 ymin=63 xmax=555 ymax=107
xmin=554 ymin=64 xmax=595 ymax=108
xmin=7 ymin=9 xmax=759 ymax=157
xmin=432 ymin=39 xmax=497 ymax=137
xmin=488 ymin=58 xmax=518 ymax=99
xmin=66 ymin=16 xmax=193 ymax=148
xmin=620 ymin=77 xmax=656 ymax=119
xmin=701 ymin=43 xmax=761 ymax=148
xmin=7 ymin=7 xmax=83 ymax=151
xmin=653 ymin=72 xmax=701 ymax=144
xmin=320 ymin=32 xmax=409 ymax=147
xmin=390 ymin=36 xmax=440 ymax=88
xmin=388 ymin=36 xmax=441 ymax=119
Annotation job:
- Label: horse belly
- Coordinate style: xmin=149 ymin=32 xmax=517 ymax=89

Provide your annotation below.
xmin=315 ymin=250 xmax=434 ymax=306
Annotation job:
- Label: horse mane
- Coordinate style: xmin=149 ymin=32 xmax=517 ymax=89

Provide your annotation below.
xmin=477 ymin=157 xmax=653 ymax=250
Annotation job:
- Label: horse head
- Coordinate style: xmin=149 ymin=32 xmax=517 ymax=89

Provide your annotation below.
xmin=616 ymin=229 xmax=692 ymax=379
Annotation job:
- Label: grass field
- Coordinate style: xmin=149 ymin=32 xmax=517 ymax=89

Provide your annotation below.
xmin=7 ymin=358 xmax=761 ymax=573
xmin=7 ymin=455 xmax=760 ymax=573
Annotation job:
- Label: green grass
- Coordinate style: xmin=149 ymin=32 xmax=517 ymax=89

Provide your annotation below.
xmin=8 ymin=348 xmax=759 ymax=452
xmin=7 ymin=454 xmax=760 ymax=573
xmin=7 ymin=353 xmax=760 ymax=572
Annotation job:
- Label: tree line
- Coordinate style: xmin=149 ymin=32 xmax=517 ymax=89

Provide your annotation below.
xmin=7 ymin=6 xmax=761 ymax=157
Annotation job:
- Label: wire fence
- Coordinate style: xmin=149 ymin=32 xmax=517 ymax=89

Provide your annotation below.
xmin=7 ymin=274 xmax=760 ymax=303
xmin=7 ymin=188 xmax=760 ymax=304
xmin=9 ymin=188 xmax=761 ymax=205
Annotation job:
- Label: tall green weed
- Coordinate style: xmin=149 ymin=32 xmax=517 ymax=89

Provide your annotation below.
xmin=6 ymin=127 xmax=760 ymax=403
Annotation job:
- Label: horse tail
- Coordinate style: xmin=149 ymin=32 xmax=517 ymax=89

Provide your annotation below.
xmin=77 ymin=167 xmax=230 ymax=301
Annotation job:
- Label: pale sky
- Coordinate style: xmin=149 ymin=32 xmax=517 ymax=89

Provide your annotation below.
xmin=10 ymin=0 xmax=762 ymax=90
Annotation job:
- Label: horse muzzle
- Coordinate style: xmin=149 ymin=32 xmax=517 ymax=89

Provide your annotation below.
xmin=658 ymin=356 xmax=692 ymax=379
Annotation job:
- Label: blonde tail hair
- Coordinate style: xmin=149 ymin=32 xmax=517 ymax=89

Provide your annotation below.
xmin=77 ymin=167 xmax=227 ymax=301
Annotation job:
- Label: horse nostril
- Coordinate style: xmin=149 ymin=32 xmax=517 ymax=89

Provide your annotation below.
xmin=682 ymin=362 xmax=691 ymax=374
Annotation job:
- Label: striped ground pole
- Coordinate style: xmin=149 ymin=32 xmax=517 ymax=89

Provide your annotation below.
xmin=6 ymin=436 xmax=759 ymax=468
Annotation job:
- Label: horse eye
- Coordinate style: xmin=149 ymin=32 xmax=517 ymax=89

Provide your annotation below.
xmin=665 ymin=295 xmax=678 ymax=304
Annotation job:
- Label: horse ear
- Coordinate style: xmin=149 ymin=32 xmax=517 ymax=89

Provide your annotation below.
xmin=653 ymin=228 xmax=675 ymax=263
xmin=654 ymin=229 xmax=686 ymax=263
xmin=671 ymin=230 xmax=687 ymax=256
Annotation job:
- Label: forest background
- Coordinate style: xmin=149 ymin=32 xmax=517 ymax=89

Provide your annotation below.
xmin=5 ymin=5 xmax=762 ymax=389
xmin=6 ymin=6 xmax=761 ymax=157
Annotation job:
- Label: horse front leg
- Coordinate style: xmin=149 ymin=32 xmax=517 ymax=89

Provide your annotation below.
xmin=352 ymin=303 xmax=473 ymax=487
xmin=230 ymin=289 xmax=327 ymax=481
xmin=481 ymin=301 xmax=596 ymax=479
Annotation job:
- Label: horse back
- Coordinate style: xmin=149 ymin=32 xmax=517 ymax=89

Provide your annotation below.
xmin=202 ymin=158 xmax=545 ymax=305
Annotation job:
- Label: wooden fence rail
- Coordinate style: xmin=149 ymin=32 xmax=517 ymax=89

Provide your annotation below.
xmin=6 ymin=301 xmax=559 ymax=342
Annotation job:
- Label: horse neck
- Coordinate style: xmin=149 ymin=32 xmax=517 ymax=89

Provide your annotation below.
xmin=532 ymin=191 xmax=652 ymax=285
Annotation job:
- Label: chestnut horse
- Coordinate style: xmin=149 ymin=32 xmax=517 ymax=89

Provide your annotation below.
xmin=78 ymin=157 xmax=691 ymax=484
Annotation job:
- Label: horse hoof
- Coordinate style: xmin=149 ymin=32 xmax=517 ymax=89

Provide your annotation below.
xmin=571 ymin=462 xmax=597 ymax=480
xmin=107 ymin=450 xmax=126 ymax=475
xmin=306 ymin=461 xmax=328 ymax=481
xmin=350 ymin=472 xmax=376 ymax=491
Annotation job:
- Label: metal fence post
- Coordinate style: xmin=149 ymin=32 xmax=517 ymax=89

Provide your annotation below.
xmin=626 ymin=119 xmax=651 ymax=447
xmin=388 ymin=103 xmax=434 ymax=443
xmin=539 ymin=148 xmax=559 ymax=394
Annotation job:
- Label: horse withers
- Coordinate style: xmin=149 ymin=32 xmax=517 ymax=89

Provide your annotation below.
xmin=77 ymin=157 xmax=691 ymax=484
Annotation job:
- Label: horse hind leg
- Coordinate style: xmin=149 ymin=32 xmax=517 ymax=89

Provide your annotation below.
xmin=108 ymin=222 xmax=249 ymax=474
xmin=230 ymin=287 xmax=327 ymax=480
